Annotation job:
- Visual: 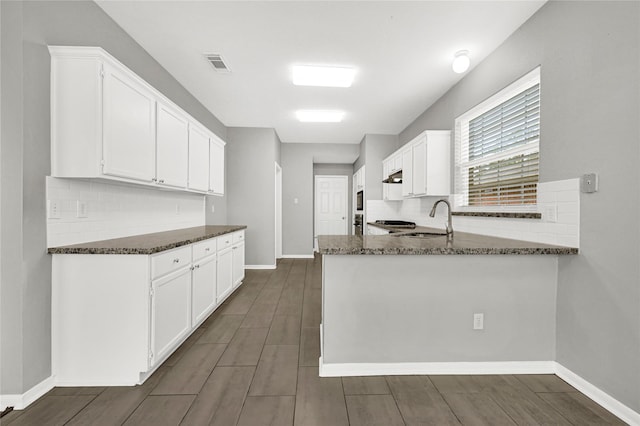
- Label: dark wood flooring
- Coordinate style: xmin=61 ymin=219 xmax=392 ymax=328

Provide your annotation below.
xmin=2 ymin=257 xmax=626 ymax=425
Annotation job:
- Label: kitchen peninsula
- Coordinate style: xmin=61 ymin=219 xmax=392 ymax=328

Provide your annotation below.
xmin=317 ymin=230 xmax=577 ymax=377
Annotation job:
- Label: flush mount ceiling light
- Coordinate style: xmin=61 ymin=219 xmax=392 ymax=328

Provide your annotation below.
xmin=296 ymin=110 xmax=345 ymax=123
xmin=452 ymin=50 xmax=470 ymax=74
xmin=292 ymin=65 xmax=356 ymax=87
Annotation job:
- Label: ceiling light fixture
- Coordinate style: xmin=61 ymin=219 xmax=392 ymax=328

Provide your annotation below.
xmin=293 ymin=65 xmax=356 ymax=87
xmin=296 ymin=110 xmax=345 ymax=123
xmin=452 ymin=50 xmax=470 ymax=74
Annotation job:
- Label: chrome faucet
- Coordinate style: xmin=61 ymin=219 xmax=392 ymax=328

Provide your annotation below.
xmin=429 ymin=199 xmax=453 ymax=237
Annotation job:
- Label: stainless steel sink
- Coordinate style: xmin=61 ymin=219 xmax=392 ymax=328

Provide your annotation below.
xmin=391 ymin=231 xmax=448 ymax=239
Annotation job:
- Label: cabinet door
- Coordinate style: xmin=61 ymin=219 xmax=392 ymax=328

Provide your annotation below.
xmin=232 ymin=242 xmax=245 ymax=288
xmin=150 ymin=267 xmax=191 ymax=366
xmin=103 ymin=64 xmax=156 ymax=182
xmin=393 ymin=154 xmax=403 ymax=173
xmin=402 ymin=148 xmax=413 ymax=197
xmin=425 ymin=133 xmax=451 ymax=196
xmin=216 ymin=247 xmax=233 ymax=304
xmin=383 ymin=160 xmax=391 ymax=179
xmin=209 ymin=138 xmax=225 ymax=195
xmin=191 ymin=254 xmax=217 ymax=326
xmin=412 ymin=137 xmax=427 ymax=196
xmin=188 ymin=125 xmax=210 ymax=192
xmin=156 ymin=102 xmax=189 ymax=188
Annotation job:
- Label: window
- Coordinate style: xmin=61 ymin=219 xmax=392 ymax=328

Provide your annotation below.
xmin=455 ymin=67 xmax=540 ymax=210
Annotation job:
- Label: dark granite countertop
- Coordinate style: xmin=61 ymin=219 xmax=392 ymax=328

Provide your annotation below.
xmin=321 ymin=224 xmax=577 ymax=255
xmin=48 ymin=225 xmax=247 ymax=255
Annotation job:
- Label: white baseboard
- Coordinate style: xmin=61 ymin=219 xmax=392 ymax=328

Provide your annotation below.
xmin=0 ymin=375 xmax=55 ymax=410
xmin=245 ymin=264 xmax=276 ymax=270
xmin=317 ymin=358 xmax=639 ymax=425
xmin=555 ymin=363 xmax=640 ymax=426
xmin=281 ymin=254 xmax=314 ymax=259
xmin=319 ymin=359 xmax=555 ymax=377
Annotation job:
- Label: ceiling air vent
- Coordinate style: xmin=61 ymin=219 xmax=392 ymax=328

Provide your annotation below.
xmin=204 ymin=54 xmax=231 ymax=73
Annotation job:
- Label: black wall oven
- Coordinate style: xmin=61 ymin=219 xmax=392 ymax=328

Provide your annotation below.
xmin=356 ymin=190 xmax=364 ymax=211
xmin=354 ymin=214 xmax=363 ymax=236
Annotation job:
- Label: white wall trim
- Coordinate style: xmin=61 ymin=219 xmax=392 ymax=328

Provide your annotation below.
xmin=282 ymin=254 xmax=314 ymax=259
xmin=317 ymin=359 xmax=638 ymax=424
xmin=554 ymin=363 xmax=640 ymax=426
xmin=0 ymin=375 xmax=55 ymax=410
xmin=245 ymin=264 xmax=276 ymax=270
xmin=319 ymin=359 xmax=555 ymax=377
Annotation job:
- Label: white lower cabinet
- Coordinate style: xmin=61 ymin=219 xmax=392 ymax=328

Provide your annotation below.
xmin=191 ymin=254 xmax=217 ymax=327
xmin=216 ymin=246 xmax=234 ymax=303
xmin=150 ymin=266 xmax=192 ymax=367
xmin=232 ymin=241 xmax=245 ymax=288
xmin=52 ymin=229 xmax=245 ymax=386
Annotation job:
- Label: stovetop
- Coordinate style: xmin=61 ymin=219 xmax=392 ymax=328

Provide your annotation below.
xmin=374 ymin=220 xmax=416 ymax=229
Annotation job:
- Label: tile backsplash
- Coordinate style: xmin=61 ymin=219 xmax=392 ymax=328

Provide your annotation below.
xmin=367 ymin=178 xmax=580 ymax=247
xmin=46 ymin=177 xmax=205 ymax=247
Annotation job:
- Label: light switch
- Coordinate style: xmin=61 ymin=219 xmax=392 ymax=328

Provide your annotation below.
xmin=544 ymin=206 xmax=557 ymax=223
xmin=76 ymin=200 xmax=88 ymax=218
xmin=581 ymin=173 xmax=598 ymax=193
xmin=48 ymin=200 xmax=61 ymax=219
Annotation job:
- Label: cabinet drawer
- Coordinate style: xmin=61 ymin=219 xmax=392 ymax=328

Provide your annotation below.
xmin=233 ymin=230 xmax=244 ymax=244
xmin=218 ymin=233 xmax=233 ymax=250
xmin=192 ymin=238 xmax=217 ymax=261
xmin=151 ymin=246 xmax=191 ymax=279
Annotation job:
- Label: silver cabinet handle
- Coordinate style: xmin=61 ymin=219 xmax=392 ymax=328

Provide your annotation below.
xmin=173 ymin=258 xmax=180 ymax=263
xmin=205 ymin=248 xmax=210 ymax=252
xmin=195 ymin=264 xmax=200 ymax=269
xmin=151 ymin=178 xmax=157 ymax=182
xmin=158 ymin=179 xmax=165 ymax=184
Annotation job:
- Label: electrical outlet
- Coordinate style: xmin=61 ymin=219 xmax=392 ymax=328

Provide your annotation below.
xmin=76 ymin=201 xmax=88 ymax=218
xmin=544 ymin=206 xmax=557 ymax=223
xmin=48 ymin=200 xmax=61 ymax=219
xmin=581 ymin=173 xmax=598 ymax=193
xmin=473 ymin=313 xmax=484 ymax=330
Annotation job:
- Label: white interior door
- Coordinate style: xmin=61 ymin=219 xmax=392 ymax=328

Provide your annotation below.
xmin=275 ymin=163 xmax=282 ymax=259
xmin=315 ymin=176 xmax=349 ymax=240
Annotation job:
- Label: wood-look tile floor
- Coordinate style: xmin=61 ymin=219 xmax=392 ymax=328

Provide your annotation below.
xmin=2 ymin=257 xmax=627 ymax=426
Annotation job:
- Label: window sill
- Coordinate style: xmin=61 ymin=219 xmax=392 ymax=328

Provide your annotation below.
xmin=452 ymin=211 xmax=541 ymax=219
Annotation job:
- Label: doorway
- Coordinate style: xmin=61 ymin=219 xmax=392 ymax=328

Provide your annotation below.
xmin=314 ymin=175 xmax=349 ymax=249
xmin=275 ymin=163 xmax=282 ymax=260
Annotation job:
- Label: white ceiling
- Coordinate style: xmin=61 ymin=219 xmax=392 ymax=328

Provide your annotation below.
xmin=96 ymin=1 xmax=546 ymax=144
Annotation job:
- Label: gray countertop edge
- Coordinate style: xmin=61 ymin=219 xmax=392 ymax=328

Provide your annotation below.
xmin=47 ymin=225 xmax=247 ymax=255
xmin=319 ymin=247 xmax=578 ymax=255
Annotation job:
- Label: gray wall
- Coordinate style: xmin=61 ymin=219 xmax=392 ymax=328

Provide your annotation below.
xmin=1 ymin=1 xmax=26 ymax=396
xmin=399 ymin=1 xmax=640 ymax=412
xmin=362 ymin=134 xmax=398 ymax=201
xmin=0 ymin=0 xmax=227 ymax=395
xmin=226 ymin=127 xmax=280 ymax=266
xmin=281 ymin=143 xmax=359 ymax=256
xmin=313 ymin=163 xmax=355 ymax=236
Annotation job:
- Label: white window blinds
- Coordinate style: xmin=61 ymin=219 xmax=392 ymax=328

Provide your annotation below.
xmin=455 ymin=68 xmax=540 ymax=209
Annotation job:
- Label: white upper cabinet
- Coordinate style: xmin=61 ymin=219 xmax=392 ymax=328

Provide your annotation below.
xmin=50 ymin=46 xmax=225 ymax=195
xmin=209 ymin=135 xmax=225 ymax=195
xmin=188 ymin=124 xmax=210 ymax=192
xmin=401 ymin=146 xmax=413 ymax=197
xmin=156 ymin=102 xmax=189 ymax=188
xmin=102 ymin=63 xmax=156 ymax=182
xmin=411 ymin=135 xmax=428 ymax=196
xmin=385 ymin=130 xmax=450 ymax=198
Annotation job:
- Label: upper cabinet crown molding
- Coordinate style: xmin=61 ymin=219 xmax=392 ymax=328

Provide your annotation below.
xmin=49 ymin=46 xmax=225 ymax=196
